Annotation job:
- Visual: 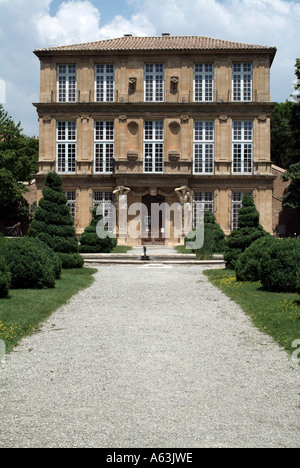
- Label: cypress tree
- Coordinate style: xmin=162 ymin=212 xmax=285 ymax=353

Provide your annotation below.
xmin=28 ymin=172 xmax=83 ymax=269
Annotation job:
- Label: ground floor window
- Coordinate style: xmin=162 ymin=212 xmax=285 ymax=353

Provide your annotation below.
xmin=92 ymin=191 xmax=114 ymax=232
xmin=193 ymin=191 xmax=214 ymax=228
xmin=64 ymin=191 xmax=77 ymax=226
xmin=231 ymin=191 xmax=253 ymax=230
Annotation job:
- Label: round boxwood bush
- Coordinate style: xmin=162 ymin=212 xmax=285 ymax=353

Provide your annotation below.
xmin=28 ymin=172 xmax=83 ymax=269
xmin=79 ymin=208 xmax=117 ymax=254
xmin=258 ymin=238 xmax=300 ymax=292
xmin=0 ymin=255 xmax=12 ymax=298
xmin=1 ymin=238 xmax=58 ymax=289
xmin=235 ymin=235 xmax=276 ymax=282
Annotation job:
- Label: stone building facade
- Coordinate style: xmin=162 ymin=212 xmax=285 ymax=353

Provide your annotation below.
xmin=33 ymin=35 xmax=277 ymax=245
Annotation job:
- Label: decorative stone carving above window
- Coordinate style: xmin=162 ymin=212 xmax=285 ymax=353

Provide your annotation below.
xmin=129 ymin=77 xmax=137 ymax=92
xmin=119 ymin=115 xmax=128 ymax=123
xmin=127 ymin=121 xmax=139 ymax=135
xmin=42 ymin=115 xmax=52 ymax=124
xmin=168 ymin=151 xmax=180 ymax=162
xmin=219 ymin=115 xmax=228 ymax=122
xmin=170 ymin=76 xmax=179 ymax=92
xmin=127 ymin=151 xmax=139 ymax=161
xmin=80 ymin=115 xmax=90 ymax=124
xmin=181 ymin=115 xmax=190 ymax=124
xmin=169 ymin=121 xmax=181 ymax=135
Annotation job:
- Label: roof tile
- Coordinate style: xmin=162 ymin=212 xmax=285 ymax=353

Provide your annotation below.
xmin=34 ymin=35 xmax=275 ymax=53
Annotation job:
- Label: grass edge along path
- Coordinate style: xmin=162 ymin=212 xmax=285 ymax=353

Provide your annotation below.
xmin=204 ymin=269 xmax=300 ymax=357
xmin=0 ymin=267 xmax=97 ymax=353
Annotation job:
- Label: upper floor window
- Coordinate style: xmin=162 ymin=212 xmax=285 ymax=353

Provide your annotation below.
xmin=94 ymin=121 xmax=114 ymax=174
xmin=193 ymin=121 xmax=214 ymax=174
xmin=57 ymin=65 xmax=77 ymax=103
xmin=232 ymin=121 xmax=253 ymax=174
xmin=232 ymin=63 xmax=252 ymax=102
xmin=57 ymin=121 xmax=76 ymax=173
xmin=144 ymin=64 xmax=164 ymax=102
xmin=95 ymin=65 xmax=115 ymax=102
xmin=144 ymin=121 xmax=164 ymax=173
xmin=194 ymin=64 xmax=214 ymax=102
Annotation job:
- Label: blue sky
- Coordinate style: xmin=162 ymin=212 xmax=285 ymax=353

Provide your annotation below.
xmin=0 ymin=0 xmax=299 ymax=136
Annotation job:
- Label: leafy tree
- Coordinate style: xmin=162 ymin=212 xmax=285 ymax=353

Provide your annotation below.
xmin=28 ymin=172 xmax=83 ymax=269
xmin=79 ymin=207 xmax=117 ymax=253
xmin=282 ymin=162 xmax=300 ymax=209
xmin=271 ymin=101 xmax=295 ymax=168
xmin=0 ymin=105 xmax=38 ymax=230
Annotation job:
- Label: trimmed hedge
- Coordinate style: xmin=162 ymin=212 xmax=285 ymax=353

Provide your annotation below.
xmin=1 ymin=238 xmax=60 ymax=289
xmin=0 ymin=255 xmax=12 ymax=298
xmin=258 ymin=238 xmax=300 ymax=292
xmin=235 ymin=236 xmax=276 ymax=282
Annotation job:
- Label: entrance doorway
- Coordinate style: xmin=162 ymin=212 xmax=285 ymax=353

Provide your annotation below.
xmin=142 ymin=195 xmax=166 ymax=245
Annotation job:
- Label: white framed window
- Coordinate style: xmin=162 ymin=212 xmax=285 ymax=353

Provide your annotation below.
xmin=57 ymin=121 xmax=77 ymax=173
xmin=231 ymin=191 xmax=253 ymax=230
xmin=94 ymin=121 xmax=114 ymax=174
xmin=64 ymin=191 xmax=77 ymax=226
xmin=193 ymin=121 xmax=214 ymax=174
xmin=193 ymin=192 xmax=215 ymax=228
xmin=232 ymin=121 xmax=253 ymax=174
xmin=194 ymin=64 xmax=214 ymax=102
xmin=95 ymin=65 xmax=115 ymax=102
xmin=144 ymin=121 xmax=164 ymax=173
xmin=93 ymin=191 xmax=114 ymax=232
xmin=57 ymin=65 xmax=77 ymax=103
xmin=144 ymin=64 xmax=164 ymax=102
xmin=232 ymin=63 xmax=252 ymax=102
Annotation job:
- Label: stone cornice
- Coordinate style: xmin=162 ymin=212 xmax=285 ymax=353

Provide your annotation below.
xmin=33 ymin=101 xmax=276 ymax=118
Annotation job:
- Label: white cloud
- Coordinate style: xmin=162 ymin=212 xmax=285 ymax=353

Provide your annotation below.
xmin=36 ymin=0 xmax=102 ymax=45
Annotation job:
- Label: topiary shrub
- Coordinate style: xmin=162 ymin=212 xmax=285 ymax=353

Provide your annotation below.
xmin=0 ymin=255 xmax=12 ymax=298
xmin=58 ymin=253 xmax=84 ymax=269
xmin=28 ymin=172 xmax=83 ymax=269
xmin=1 ymin=238 xmax=58 ymax=289
xmin=224 ymin=195 xmax=268 ymax=270
xmin=79 ymin=208 xmax=117 ymax=254
xmin=185 ymin=210 xmax=226 ymax=259
xmin=258 ymin=238 xmax=300 ymax=292
xmin=235 ymin=235 xmax=276 ymax=282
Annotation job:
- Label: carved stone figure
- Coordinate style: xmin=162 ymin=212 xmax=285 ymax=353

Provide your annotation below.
xmin=174 ymin=186 xmax=193 ymax=205
xmin=113 ymin=186 xmax=131 ymax=196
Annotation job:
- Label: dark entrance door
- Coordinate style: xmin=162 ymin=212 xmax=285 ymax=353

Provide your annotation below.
xmin=142 ymin=195 xmax=166 ymax=245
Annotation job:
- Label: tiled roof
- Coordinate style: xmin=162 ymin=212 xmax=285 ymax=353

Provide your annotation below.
xmin=34 ymin=35 xmax=276 ymax=54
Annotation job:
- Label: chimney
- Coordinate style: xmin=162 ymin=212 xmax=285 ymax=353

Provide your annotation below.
xmin=162 ymin=33 xmax=170 ymax=37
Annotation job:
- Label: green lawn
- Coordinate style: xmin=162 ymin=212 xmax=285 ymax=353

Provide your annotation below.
xmin=112 ymin=246 xmax=133 ymax=253
xmin=204 ymin=269 xmax=300 ymax=356
xmin=174 ymin=245 xmax=195 ymax=254
xmin=0 ymin=267 xmax=97 ymax=353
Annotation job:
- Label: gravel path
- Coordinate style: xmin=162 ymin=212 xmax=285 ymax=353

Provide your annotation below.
xmin=0 ymin=265 xmax=299 ymax=448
